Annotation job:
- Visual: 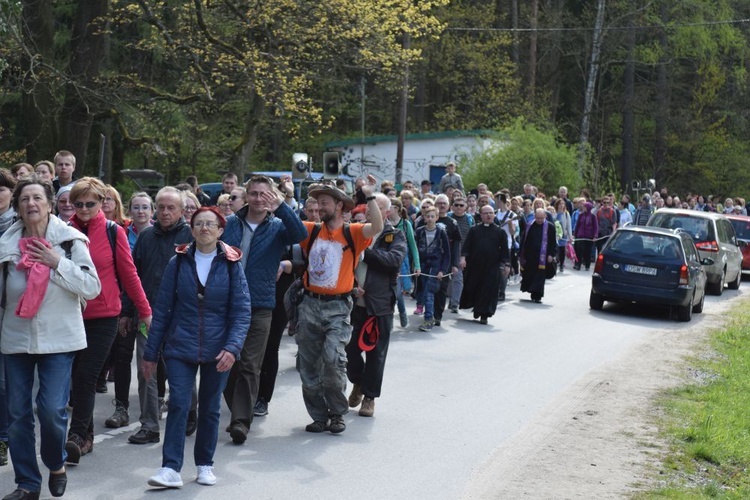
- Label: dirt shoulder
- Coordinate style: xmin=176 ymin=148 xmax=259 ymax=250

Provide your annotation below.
xmin=462 ymin=299 xmax=738 ymax=499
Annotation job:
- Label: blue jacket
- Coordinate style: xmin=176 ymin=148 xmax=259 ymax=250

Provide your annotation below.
xmin=415 ymin=225 xmax=451 ymax=276
xmin=144 ymin=241 xmax=251 ymax=364
xmin=221 ymin=202 xmax=306 ymax=309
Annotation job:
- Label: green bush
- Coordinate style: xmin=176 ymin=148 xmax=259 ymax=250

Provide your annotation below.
xmin=462 ymin=118 xmax=583 ymax=196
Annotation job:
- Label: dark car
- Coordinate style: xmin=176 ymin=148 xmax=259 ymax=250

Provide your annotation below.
xmin=590 ymin=226 xmax=712 ymax=322
xmin=725 ymin=213 xmax=750 ymax=275
xmin=646 ymin=208 xmax=742 ymax=295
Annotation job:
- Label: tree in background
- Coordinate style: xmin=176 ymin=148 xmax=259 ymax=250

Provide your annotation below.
xmin=462 ymin=118 xmax=581 ymax=196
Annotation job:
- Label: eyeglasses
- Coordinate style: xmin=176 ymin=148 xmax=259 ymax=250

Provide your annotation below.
xmin=453 ymin=203 xmax=465 ymax=207
xmin=184 ymin=206 xmax=197 ymax=212
xmin=229 ymin=195 xmax=240 ymax=201
xmin=74 ymin=201 xmax=98 ymax=209
xmin=193 ymin=221 xmax=219 ymax=229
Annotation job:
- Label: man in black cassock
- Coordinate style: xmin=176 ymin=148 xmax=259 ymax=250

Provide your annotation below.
xmin=459 ymin=206 xmax=510 ymax=324
xmin=520 ymin=208 xmax=557 ymax=303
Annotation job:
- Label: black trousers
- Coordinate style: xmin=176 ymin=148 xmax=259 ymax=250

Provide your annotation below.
xmin=346 ymin=305 xmax=393 ymax=399
xmin=70 ymin=316 xmax=119 ymax=438
xmin=257 ymin=300 xmax=288 ymax=403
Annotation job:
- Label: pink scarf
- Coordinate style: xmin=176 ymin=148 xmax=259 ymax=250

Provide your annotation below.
xmin=15 ymin=237 xmax=52 ymax=318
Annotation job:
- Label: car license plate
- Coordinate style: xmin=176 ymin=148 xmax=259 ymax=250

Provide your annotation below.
xmin=624 ymin=264 xmax=657 ymax=276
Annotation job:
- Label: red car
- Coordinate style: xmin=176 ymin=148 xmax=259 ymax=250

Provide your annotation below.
xmin=726 ymin=214 xmax=750 ymax=274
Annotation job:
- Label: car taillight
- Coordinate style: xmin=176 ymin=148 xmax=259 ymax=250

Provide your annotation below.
xmin=679 ymin=264 xmax=689 ymax=285
xmin=695 ymin=240 xmax=719 ymax=252
xmin=594 ymin=254 xmax=604 ymax=274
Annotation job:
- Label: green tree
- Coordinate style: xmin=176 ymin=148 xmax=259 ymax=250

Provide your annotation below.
xmin=463 ymin=118 xmax=582 ymax=195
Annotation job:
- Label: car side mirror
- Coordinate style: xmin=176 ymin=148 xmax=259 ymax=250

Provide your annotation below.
xmin=701 ymin=257 xmax=715 ymax=266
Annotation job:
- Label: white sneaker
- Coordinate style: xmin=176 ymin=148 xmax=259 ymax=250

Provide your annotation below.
xmin=196 ymin=465 xmax=216 ymax=486
xmin=147 ymin=467 xmax=183 ymax=488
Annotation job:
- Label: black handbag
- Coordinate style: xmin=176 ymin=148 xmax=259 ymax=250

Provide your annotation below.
xmin=545 ymin=260 xmax=557 ymax=279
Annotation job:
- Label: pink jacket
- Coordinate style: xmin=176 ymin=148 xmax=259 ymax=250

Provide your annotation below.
xmin=69 ymin=211 xmax=151 ymax=320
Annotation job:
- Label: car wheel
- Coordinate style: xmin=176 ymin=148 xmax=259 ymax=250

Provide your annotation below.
xmin=692 ymin=288 xmax=705 ymax=313
xmin=709 ymin=270 xmax=725 ymax=296
xmin=589 ymin=291 xmax=604 ymax=310
xmin=728 ymin=268 xmax=742 ymax=290
xmin=677 ymin=295 xmax=694 ymax=322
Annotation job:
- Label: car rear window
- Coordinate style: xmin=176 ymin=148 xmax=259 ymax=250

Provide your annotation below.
xmin=608 ymin=232 xmax=683 ymax=259
xmin=648 ymin=213 xmax=714 ymax=243
xmin=730 ymin=219 xmax=750 ymax=240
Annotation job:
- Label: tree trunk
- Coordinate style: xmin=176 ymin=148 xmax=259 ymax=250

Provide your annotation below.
xmin=60 ymin=0 xmax=109 ymax=174
xmin=621 ymin=10 xmax=636 ymax=193
xmin=20 ymin=0 xmax=56 ymax=162
xmin=654 ymin=3 xmax=669 ymax=179
xmin=510 ymin=0 xmax=519 ymax=65
xmin=577 ymin=0 xmax=606 ymax=173
xmin=232 ymin=92 xmax=266 ymax=181
xmin=528 ymin=0 xmax=538 ymax=102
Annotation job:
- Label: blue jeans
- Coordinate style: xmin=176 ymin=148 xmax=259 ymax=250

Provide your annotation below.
xmin=0 ymin=354 xmax=8 ymax=442
xmin=420 ymin=276 xmax=439 ymax=321
xmin=399 ymin=254 xmax=413 ymax=293
xmin=162 ymin=358 xmax=229 ymax=472
xmin=5 ymin=352 xmax=75 ymax=492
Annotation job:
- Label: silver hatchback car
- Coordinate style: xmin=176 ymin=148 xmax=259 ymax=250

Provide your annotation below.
xmin=647 ymin=208 xmax=742 ymax=295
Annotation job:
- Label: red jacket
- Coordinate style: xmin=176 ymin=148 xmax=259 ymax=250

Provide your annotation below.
xmin=69 ymin=211 xmax=152 ymax=320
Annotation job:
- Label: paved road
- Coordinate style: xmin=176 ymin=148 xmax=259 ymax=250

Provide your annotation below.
xmin=0 ymin=269 xmax=741 ymax=499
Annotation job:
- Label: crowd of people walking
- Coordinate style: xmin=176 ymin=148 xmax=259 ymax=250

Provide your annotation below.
xmin=0 ymin=153 xmax=740 ymax=498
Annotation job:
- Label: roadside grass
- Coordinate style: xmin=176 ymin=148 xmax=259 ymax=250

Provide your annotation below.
xmin=641 ymin=300 xmax=750 ymax=498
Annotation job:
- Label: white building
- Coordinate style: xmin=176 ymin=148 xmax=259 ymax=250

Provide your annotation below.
xmin=325 ymin=129 xmax=501 ymax=189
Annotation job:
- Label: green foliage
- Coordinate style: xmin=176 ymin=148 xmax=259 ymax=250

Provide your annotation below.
xmin=462 ymin=118 xmax=582 ymax=195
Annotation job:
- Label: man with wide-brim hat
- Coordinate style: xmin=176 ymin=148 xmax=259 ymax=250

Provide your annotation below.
xmin=307 ymin=183 xmax=356 ymax=214
xmin=295 ymin=174 xmax=382 ymax=435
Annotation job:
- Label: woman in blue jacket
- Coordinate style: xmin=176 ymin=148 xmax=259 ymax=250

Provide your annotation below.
xmin=143 ymin=207 xmax=251 ymax=489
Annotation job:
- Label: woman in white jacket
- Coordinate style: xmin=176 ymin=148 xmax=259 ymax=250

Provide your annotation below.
xmin=0 ymin=175 xmax=101 ymax=500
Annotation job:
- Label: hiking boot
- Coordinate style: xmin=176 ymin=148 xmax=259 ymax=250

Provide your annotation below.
xmin=305 ymin=420 xmax=328 ymax=433
xmin=229 ymin=423 xmax=248 ymax=444
xmin=348 ymin=384 xmax=363 ymax=408
xmin=359 ymin=397 xmax=375 ymax=417
xmin=418 ymin=319 xmax=434 ymax=332
xmin=253 ymin=398 xmax=269 ymax=417
xmin=128 ymin=428 xmax=160 ymax=444
xmin=328 ymin=414 xmax=346 ymax=434
xmin=0 ymin=441 xmax=7 ymax=466
xmin=105 ymin=400 xmax=129 ymax=428
xmin=147 ymin=467 xmax=183 ymax=488
xmin=65 ymin=434 xmax=88 ymax=464
xmin=413 ymin=304 xmax=424 ymax=315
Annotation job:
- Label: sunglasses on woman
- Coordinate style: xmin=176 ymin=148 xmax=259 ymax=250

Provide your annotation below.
xmin=73 ymin=201 xmax=99 ymax=209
